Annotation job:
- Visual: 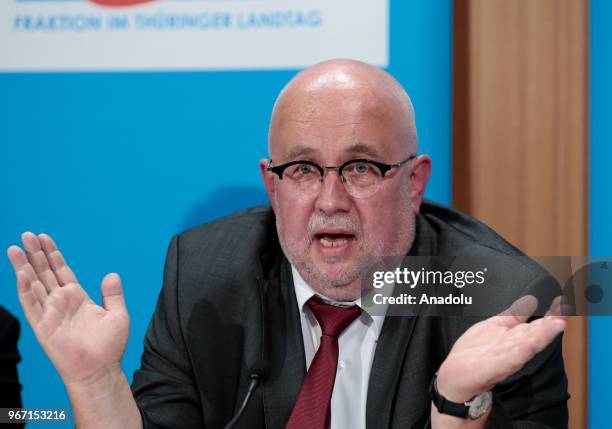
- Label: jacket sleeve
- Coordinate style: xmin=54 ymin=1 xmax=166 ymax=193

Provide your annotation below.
xmin=131 ymin=235 xmax=204 ymax=429
xmin=488 ymin=332 xmax=569 ymax=429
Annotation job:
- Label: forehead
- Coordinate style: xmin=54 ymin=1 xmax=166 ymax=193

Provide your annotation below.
xmin=270 ymin=86 xmax=407 ymax=162
xmin=284 ymin=142 xmax=386 ymax=161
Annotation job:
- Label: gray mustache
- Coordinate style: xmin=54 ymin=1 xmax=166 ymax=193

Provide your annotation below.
xmin=307 ymin=215 xmax=360 ymax=239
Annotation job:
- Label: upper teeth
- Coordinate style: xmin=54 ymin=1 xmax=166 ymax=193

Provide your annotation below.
xmin=320 ymin=237 xmax=348 ymax=248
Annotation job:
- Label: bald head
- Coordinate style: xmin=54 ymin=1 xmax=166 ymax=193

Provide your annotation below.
xmin=268 ymin=59 xmax=417 ymax=161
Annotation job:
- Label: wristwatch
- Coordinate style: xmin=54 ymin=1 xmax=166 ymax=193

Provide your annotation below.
xmin=429 ymin=373 xmax=493 ymax=420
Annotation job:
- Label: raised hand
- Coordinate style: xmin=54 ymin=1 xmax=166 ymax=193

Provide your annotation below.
xmin=7 ymin=232 xmax=130 ymax=386
xmin=435 ymin=295 xmax=566 ymax=404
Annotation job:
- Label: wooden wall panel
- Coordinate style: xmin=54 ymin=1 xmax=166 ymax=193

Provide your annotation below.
xmin=452 ymin=1 xmax=588 ymax=427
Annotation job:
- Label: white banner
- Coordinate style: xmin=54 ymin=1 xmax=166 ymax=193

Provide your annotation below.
xmin=0 ymin=0 xmax=388 ymax=71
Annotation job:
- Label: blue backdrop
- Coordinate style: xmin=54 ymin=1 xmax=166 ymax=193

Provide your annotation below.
xmin=589 ymin=0 xmax=612 ymax=426
xmin=0 ymin=1 xmax=452 ymax=427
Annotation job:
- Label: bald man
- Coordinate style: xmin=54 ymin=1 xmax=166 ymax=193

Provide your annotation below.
xmin=7 ymin=60 xmax=568 ymax=429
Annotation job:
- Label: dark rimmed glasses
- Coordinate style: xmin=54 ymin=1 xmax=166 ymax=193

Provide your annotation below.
xmin=266 ymin=155 xmax=416 ymax=198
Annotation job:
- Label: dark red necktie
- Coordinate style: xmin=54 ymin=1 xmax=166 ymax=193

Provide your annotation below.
xmin=286 ymin=297 xmax=362 ymax=429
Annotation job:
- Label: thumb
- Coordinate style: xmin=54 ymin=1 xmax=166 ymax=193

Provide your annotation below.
xmin=101 ymin=273 xmax=127 ymax=315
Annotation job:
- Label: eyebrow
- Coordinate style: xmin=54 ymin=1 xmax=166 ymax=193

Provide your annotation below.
xmin=284 ymin=145 xmax=318 ymax=160
xmin=344 ymin=143 xmax=383 ymax=159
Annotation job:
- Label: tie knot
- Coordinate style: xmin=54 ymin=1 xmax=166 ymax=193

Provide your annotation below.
xmin=306 ymin=297 xmax=361 ymax=338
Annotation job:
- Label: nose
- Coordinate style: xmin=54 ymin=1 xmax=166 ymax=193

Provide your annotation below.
xmin=313 ymin=170 xmax=352 ymax=215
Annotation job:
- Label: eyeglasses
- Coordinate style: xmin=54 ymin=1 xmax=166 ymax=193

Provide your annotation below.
xmin=266 ymin=155 xmax=416 ymax=199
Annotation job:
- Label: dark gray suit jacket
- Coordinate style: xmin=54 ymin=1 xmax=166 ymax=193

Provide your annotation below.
xmin=0 ymin=306 xmax=22 ymax=407
xmin=131 ymin=202 xmax=569 ymax=429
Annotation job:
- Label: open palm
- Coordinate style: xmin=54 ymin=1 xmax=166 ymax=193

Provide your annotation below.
xmin=436 ymin=295 xmax=566 ymax=402
xmin=7 ymin=232 xmax=129 ymax=385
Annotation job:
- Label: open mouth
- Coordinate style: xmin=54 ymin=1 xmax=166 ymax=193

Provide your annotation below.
xmin=315 ymin=232 xmax=355 ymax=248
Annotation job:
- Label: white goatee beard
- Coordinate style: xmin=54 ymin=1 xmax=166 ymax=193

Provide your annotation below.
xmin=274 ymin=191 xmax=417 ymax=294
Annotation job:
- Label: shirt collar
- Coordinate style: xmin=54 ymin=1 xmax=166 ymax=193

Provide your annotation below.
xmin=291 ymin=264 xmax=388 ymax=339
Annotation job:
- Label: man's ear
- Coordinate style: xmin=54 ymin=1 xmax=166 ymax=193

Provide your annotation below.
xmin=409 ymin=155 xmax=432 ymax=213
xmin=260 ymin=158 xmax=277 ymax=210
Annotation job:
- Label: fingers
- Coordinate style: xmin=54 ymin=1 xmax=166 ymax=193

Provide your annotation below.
xmin=8 ymin=244 xmax=41 ymax=284
xmin=16 ymin=271 xmax=43 ymax=326
xmin=495 ymin=295 xmax=539 ymax=328
xmin=7 ymin=244 xmax=50 ymax=304
xmin=21 ymin=232 xmax=60 ymax=292
xmin=544 ymin=296 xmax=572 ymax=319
xmin=544 ymin=296 xmax=561 ymax=316
xmin=8 ymin=232 xmax=78 ymax=295
xmin=38 ymin=233 xmax=78 ymax=286
xmin=504 ymin=304 xmax=566 ymax=357
xmin=101 ymin=273 xmax=127 ymax=316
xmin=526 ymin=315 xmax=567 ymax=340
xmin=497 ymin=316 xmax=566 ymax=377
xmin=515 ymin=319 xmax=565 ymax=355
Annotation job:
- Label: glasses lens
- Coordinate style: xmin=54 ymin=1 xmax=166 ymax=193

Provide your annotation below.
xmin=283 ymin=162 xmax=322 ymax=196
xmin=284 ymin=162 xmax=321 ymax=181
xmin=342 ymin=161 xmax=382 ymax=198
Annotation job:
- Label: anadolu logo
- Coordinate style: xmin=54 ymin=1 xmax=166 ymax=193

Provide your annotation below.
xmin=89 ymin=0 xmax=158 ymax=6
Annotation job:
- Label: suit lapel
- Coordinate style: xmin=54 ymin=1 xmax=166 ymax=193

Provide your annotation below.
xmin=261 ymin=257 xmax=306 ymax=429
xmin=366 ymin=214 xmax=439 ymax=428
xmin=366 ymin=313 xmax=417 ymax=429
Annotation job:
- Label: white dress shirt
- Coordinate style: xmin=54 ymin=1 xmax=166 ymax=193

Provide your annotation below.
xmin=291 ymin=265 xmax=390 ymax=429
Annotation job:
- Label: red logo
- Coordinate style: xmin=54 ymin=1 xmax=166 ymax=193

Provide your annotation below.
xmin=89 ymin=0 xmax=157 ymax=6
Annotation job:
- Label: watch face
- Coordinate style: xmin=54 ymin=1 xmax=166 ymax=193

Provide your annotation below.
xmin=468 ymin=391 xmax=493 ymax=419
